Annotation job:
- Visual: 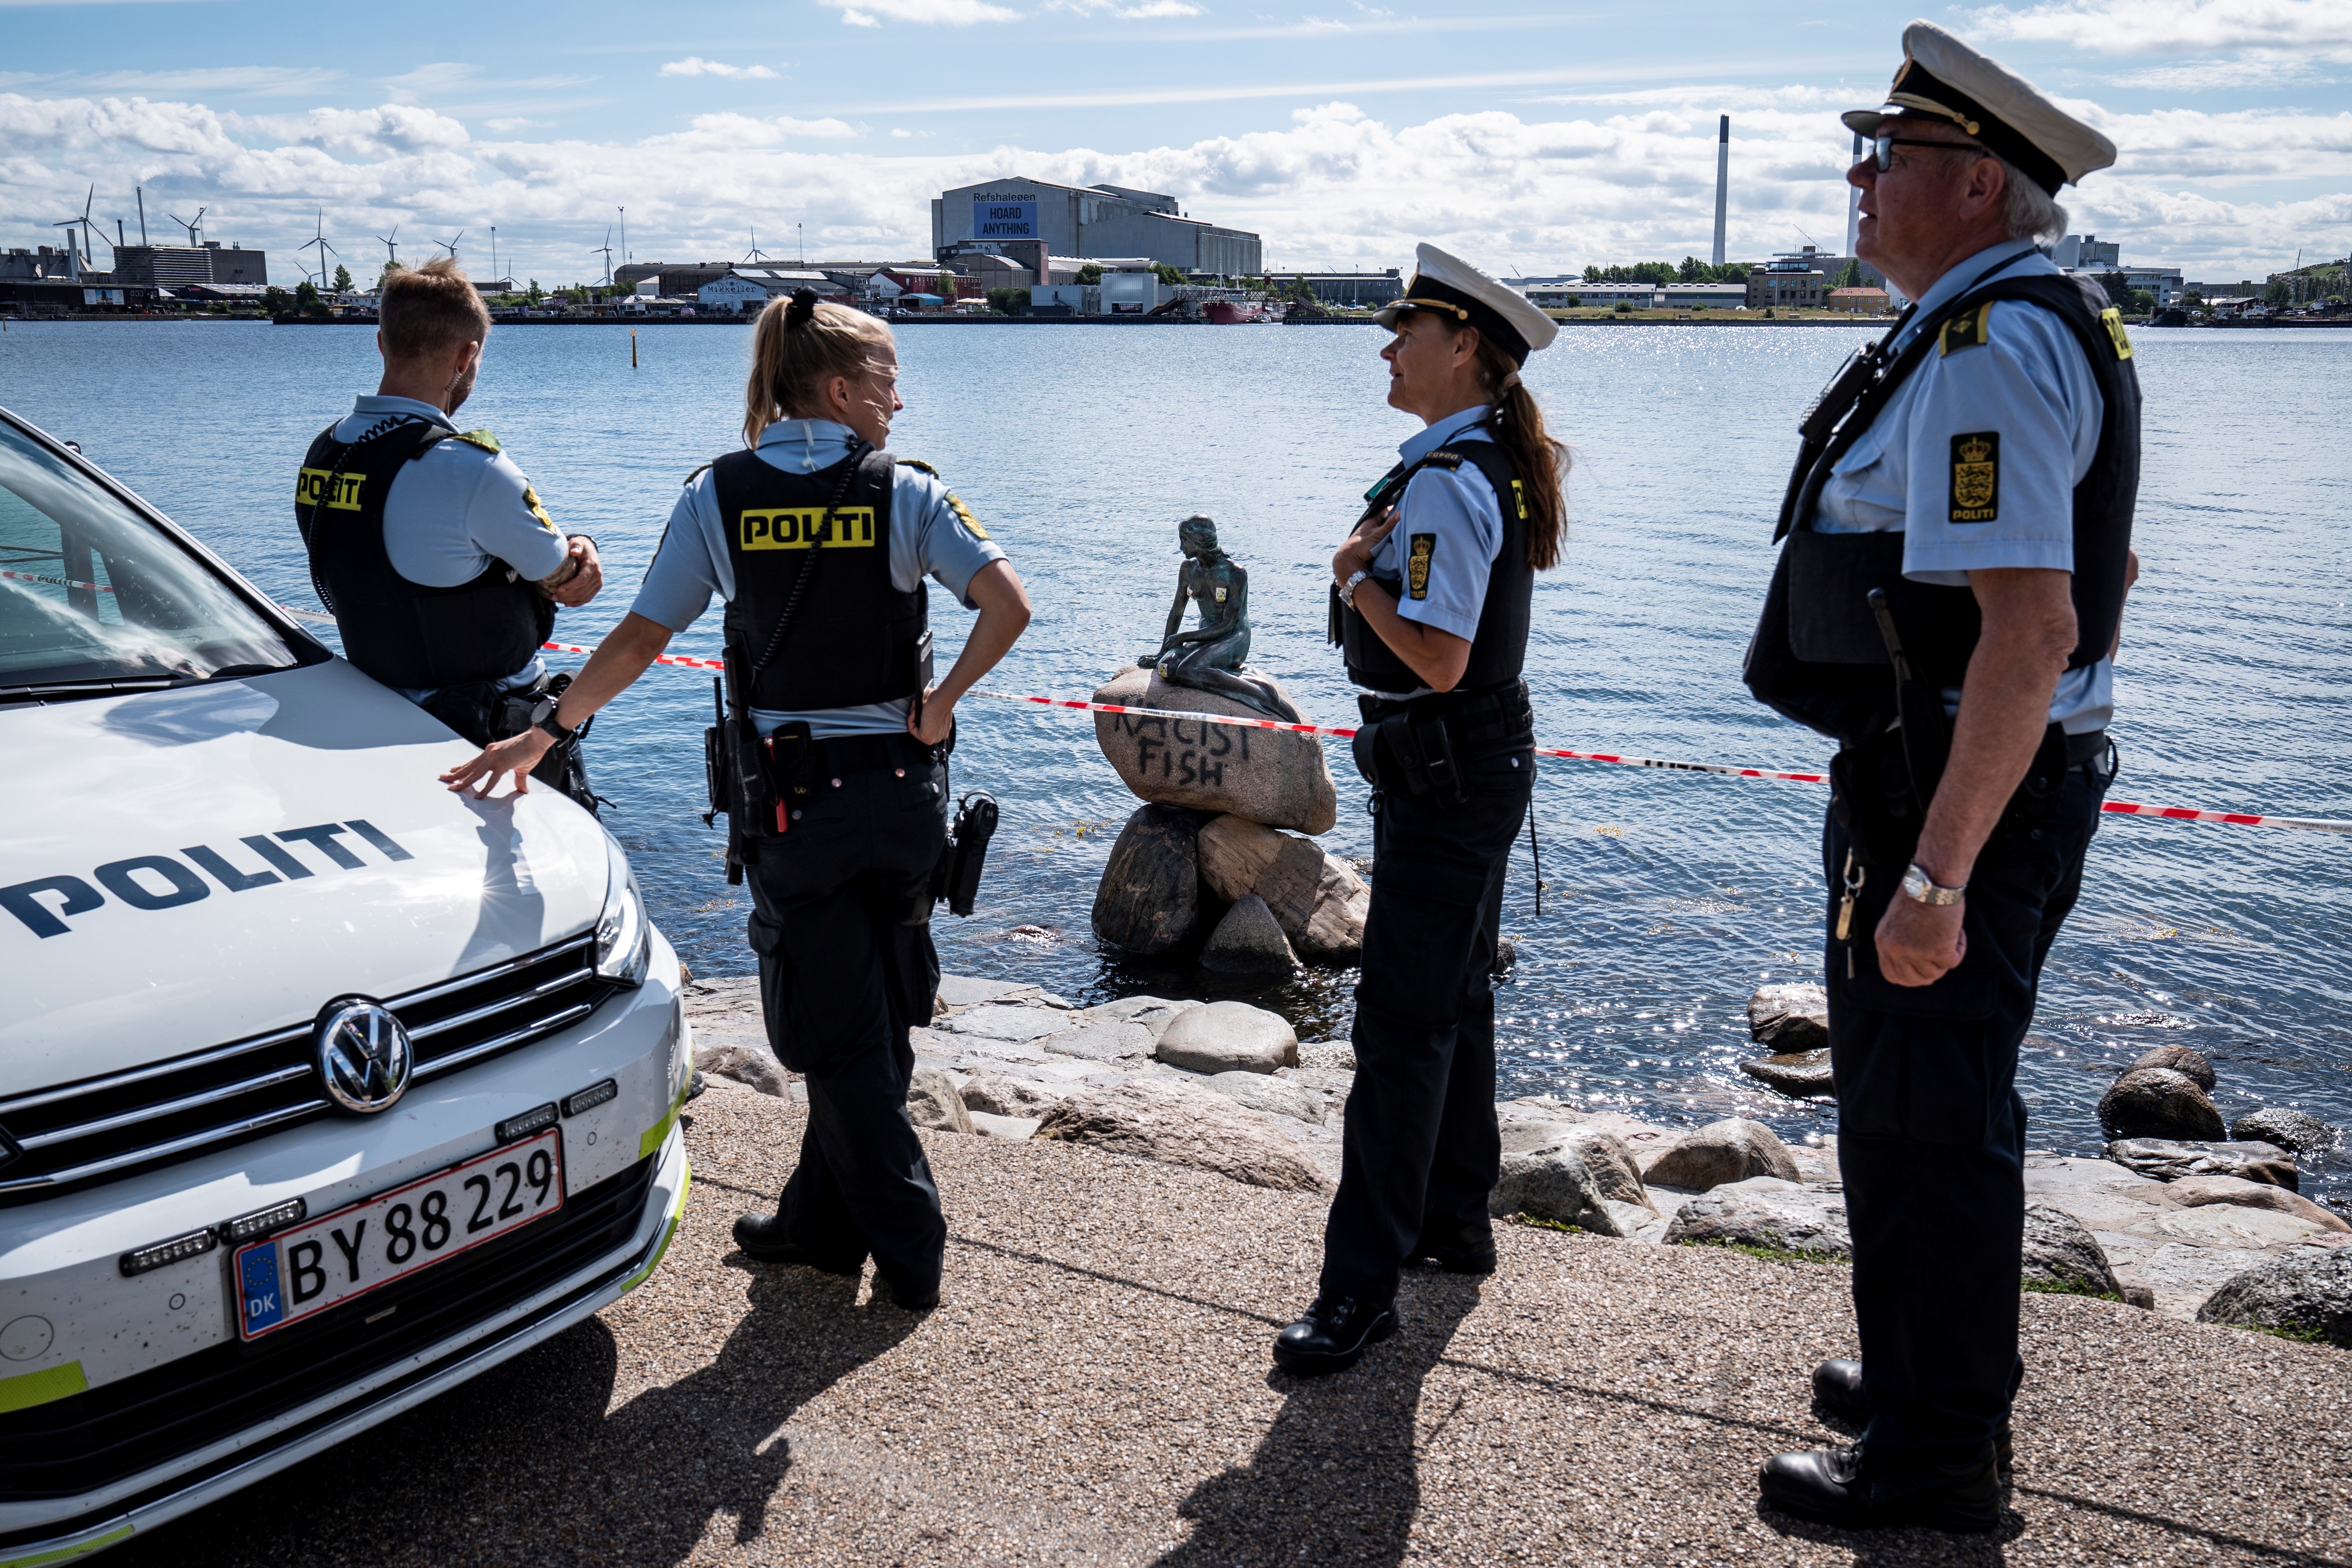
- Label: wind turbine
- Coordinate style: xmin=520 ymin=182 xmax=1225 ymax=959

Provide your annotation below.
xmin=166 ymin=207 xmax=206 ymax=247
xmin=299 ymin=209 xmax=340 ymax=288
xmin=374 ymin=225 xmax=400 ymax=268
xmin=436 ymin=231 xmax=464 ymax=261
xmin=744 ymin=226 xmax=772 ymax=264
xmin=52 ymin=185 xmax=99 ymax=272
xmin=590 ymin=226 xmax=615 ymax=286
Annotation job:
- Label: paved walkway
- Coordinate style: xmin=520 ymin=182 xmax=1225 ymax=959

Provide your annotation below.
xmin=130 ymin=1084 xmax=2351 ymax=1567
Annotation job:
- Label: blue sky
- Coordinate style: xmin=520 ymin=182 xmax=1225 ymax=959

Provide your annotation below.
xmin=4 ymin=0 xmax=2349 ymax=287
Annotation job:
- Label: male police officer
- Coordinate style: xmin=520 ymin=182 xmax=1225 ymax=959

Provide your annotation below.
xmin=1744 ymin=22 xmax=2142 ymax=1531
xmin=298 ymin=257 xmax=603 ymax=797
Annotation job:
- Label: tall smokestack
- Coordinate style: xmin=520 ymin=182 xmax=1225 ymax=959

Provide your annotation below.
xmin=1845 ymin=131 xmax=1863 ymax=260
xmin=1711 ymin=115 xmax=1730 ymax=267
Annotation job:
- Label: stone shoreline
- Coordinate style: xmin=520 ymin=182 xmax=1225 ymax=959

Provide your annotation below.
xmin=686 ymin=973 xmax=2352 ymax=1336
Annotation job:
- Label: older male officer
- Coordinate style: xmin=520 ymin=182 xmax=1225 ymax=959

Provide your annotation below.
xmin=1743 ymin=21 xmax=2142 ymax=1531
xmin=298 ymin=257 xmax=604 ymax=802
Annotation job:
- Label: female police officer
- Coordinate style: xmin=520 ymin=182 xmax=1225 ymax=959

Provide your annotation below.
xmin=1274 ymin=245 xmax=1567 ymax=1375
xmin=441 ymin=290 xmax=1030 ymax=1311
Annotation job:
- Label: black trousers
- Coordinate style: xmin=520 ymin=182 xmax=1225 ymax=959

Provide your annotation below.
xmin=1320 ymin=749 xmax=1532 ymax=1302
xmin=742 ymin=756 xmax=948 ymax=1298
xmin=1825 ymin=753 xmax=2111 ymax=1468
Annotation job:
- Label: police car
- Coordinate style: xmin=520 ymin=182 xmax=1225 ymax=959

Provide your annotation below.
xmin=0 ymin=406 xmax=691 ymax=1561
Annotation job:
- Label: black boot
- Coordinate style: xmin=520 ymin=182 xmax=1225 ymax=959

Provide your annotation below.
xmin=731 ymin=1213 xmax=863 ymax=1274
xmin=1812 ymin=1358 xmax=2013 ymax=1476
xmin=1271 ymin=1293 xmax=1396 ymax=1376
xmin=1409 ymin=1225 xmax=1497 ymax=1275
xmin=1759 ymin=1441 xmax=2000 ymax=1533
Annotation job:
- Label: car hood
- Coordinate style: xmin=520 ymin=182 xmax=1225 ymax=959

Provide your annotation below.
xmin=0 ymin=659 xmax=611 ymax=1096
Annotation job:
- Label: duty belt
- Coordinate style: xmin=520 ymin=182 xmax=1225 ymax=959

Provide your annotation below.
xmin=803 ymin=730 xmax=941 ymax=780
xmin=1351 ymin=679 xmax=1535 ymax=807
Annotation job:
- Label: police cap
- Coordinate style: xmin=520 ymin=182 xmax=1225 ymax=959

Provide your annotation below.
xmin=1375 ymin=243 xmax=1559 ymax=366
xmin=1844 ymin=19 xmax=2116 ymax=195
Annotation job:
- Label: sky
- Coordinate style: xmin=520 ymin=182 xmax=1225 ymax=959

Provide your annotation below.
xmin=3 ymin=0 xmax=2349 ymax=289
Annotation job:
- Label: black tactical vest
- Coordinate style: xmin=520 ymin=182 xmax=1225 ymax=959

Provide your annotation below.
xmin=1337 ymin=435 xmax=1532 ymax=696
xmin=296 ymin=418 xmax=555 ymax=691
xmin=714 ymin=445 xmax=929 ymax=710
xmin=1743 ymin=271 xmax=2141 ymax=745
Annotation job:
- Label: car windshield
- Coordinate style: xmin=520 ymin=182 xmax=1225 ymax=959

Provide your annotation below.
xmin=0 ymin=418 xmax=300 ymax=690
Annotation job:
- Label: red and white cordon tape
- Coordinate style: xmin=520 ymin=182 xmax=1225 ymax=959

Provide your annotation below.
xmin=970 ymin=688 xmax=2352 ymax=835
xmin=1 ymin=568 xmax=114 ymax=594
xmin=249 ymin=597 xmax=2352 ymax=836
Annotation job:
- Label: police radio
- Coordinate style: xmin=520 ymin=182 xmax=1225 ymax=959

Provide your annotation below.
xmin=930 ymin=792 xmax=998 ymax=918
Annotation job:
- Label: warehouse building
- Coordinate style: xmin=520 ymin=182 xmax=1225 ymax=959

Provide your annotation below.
xmin=109 ymin=241 xmax=268 ymax=288
xmin=931 ymin=178 xmax=1260 ymax=284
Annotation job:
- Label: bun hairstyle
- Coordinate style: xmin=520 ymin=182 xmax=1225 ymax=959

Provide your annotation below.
xmin=742 ymin=289 xmax=896 ymax=447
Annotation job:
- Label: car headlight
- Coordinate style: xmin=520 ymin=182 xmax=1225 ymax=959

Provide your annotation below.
xmin=593 ymin=833 xmax=650 ymax=987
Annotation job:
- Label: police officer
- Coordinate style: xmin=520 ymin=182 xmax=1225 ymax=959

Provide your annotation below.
xmin=298 ymin=257 xmax=605 ymax=803
xmin=1273 ymin=245 xmax=1566 ymax=1375
xmin=442 ymin=289 xmax=1030 ymax=1311
xmin=1744 ymin=22 xmax=2142 ymax=1531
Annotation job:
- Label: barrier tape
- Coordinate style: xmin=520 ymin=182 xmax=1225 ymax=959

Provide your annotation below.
xmin=249 ymin=599 xmax=2352 ymax=835
xmin=1 ymin=568 xmax=114 ymax=594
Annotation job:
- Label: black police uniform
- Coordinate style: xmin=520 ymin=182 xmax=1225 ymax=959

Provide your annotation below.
xmin=296 ymin=417 xmax=595 ymax=807
xmin=1319 ymin=433 xmax=1536 ymax=1307
xmin=1746 ymin=271 xmax=2140 ymax=1471
xmin=712 ymin=441 xmax=950 ymax=1305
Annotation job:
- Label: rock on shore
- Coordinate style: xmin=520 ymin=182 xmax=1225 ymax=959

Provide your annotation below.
xmin=1640 ymin=1118 xmax=1801 ymax=1191
xmin=2100 ymin=1066 xmax=2227 ymax=1142
xmin=1488 ymin=1126 xmax=1656 ymax=1238
xmin=2231 ymin=1107 xmax=2337 ymax=1154
xmin=2196 ymin=1247 xmax=2352 ymax=1346
xmin=1090 ymin=805 xmax=1202 ymax=956
xmin=1034 ymin=1077 xmax=1333 ymax=1194
xmin=1745 ymin=983 xmax=1829 ymax=1052
xmin=1091 ymin=665 xmax=1337 ymax=834
xmin=2107 ymin=1137 xmax=2298 ymax=1191
xmin=1155 ymin=1000 xmax=1298 ymax=1075
xmin=1196 ymin=814 xmax=1369 ymax=963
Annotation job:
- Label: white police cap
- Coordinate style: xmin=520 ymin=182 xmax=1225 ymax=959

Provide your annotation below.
xmin=1374 ymin=243 xmax=1559 ymax=365
xmin=1844 ymin=19 xmax=2116 ymax=194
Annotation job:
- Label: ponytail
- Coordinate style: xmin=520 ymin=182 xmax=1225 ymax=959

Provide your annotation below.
xmin=742 ymin=289 xmax=897 ymax=448
xmin=1475 ymin=340 xmax=1569 ymax=570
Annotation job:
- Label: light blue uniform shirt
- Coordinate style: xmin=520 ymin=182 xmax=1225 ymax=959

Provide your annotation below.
xmin=1814 ymin=240 xmax=2113 ymax=733
xmin=631 ymin=419 xmax=1007 ymax=739
xmin=1357 ymin=404 xmax=1505 ymax=696
xmin=327 ymin=394 xmax=566 ymax=699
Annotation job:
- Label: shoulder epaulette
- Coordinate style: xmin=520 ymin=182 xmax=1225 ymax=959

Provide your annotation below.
xmin=683 ymin=460 xmax=715 ymax=486
xmin=895 ymin=457 xmax=940 ymax=476
xmin=451 ymin=428 xmax=502 ymax=452
xmin=1939 ymin=302 xmax=1995 ymax=356
xmin=1421 ymin=450 xmax=1467 ymax=469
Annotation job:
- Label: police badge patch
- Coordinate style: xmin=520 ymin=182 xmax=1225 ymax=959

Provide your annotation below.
xmin=1407 ymin=534 xmax=1435 ymax=599
xmin=1949 ymin=432 xmax=2000 ymax=522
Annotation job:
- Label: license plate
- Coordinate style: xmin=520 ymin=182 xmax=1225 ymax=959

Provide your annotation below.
xmin=234 ymin=1130 xmax=565 ymax=1340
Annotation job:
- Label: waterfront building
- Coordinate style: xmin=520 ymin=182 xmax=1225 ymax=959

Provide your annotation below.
xmin=2051 ymin=234 xmax=2120 ymax=270
xmin=109 ymin=241 xmax=267 ymax=288
xmin=697 ymin=268 xmax=843 ymax=313
xmin=931 ymin=178 xmax=1261 ymax=285
xmin=1278 ymin=271 xmax=1405 ymax=307
xmin=1746 ymin=255 xmax=1828 ymax=309
xmin=1828 ymin=286 xmax=1892 ymax=314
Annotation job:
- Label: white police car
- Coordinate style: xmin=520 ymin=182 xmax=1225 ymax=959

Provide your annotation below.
xmin=0 ymin=406 xmax=691 ymax=1561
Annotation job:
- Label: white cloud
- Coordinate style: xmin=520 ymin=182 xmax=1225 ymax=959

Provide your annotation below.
xmin=657 ymin=57 xmax=780 ymax=79
xmin=3 ymin=87 xmax=2344 ymax=285
xmin=814 ymin=0 xmax=1019 ymax=24
xmin=0 ymin=66 xmax=345 ymax=96
xmin=1042 ymin=0 xmax=1206 ymax=14
xmin=2103 ymin=56 xmax=2328 ymax=87
xmin=485 ymin=117 xmax=552 ymax=133
xmin=1968 ymin=0 xmax=2352 ymax=56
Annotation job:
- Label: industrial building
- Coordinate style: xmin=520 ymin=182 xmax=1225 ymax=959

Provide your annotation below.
xmin=931 ymin=178 xmax=1261 ymax=285
xmin=109 ymin=242 xmax=267 ymax=288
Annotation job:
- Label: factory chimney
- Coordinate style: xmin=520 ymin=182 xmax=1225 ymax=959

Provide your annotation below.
xmin=1711 ymin=116 xmax=1729 ymax=267
xmin=1845 ymin=131 xmax=1863 ymax=259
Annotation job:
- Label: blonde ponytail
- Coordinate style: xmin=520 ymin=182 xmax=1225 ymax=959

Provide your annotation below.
xmin=742 ymin=290 xmax=897 ymax=448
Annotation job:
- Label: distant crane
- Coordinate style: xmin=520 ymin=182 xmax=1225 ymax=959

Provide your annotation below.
xmin=166 ymin=207 xmax=206 ymax=247
xmin=51 ymin=185 xmax=100 ymax=271
xmin=435 ymin=231 xmax=464 ymax=261
xmin=299 ymin=209 xmax=341 ymax=289
xmin=374 ymin=225 xmax=401 ymax=269
xmin=590 ymin=226 xmax=614 ymax=286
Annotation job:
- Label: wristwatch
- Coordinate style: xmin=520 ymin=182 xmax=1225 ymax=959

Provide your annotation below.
xmin=1900 ymin=862 xmax=1966 ymax=906
xmin=530 ymin=696 xmax=575 ymax=743
xmin=1336 ymin=569 xmax=1370 ymax=610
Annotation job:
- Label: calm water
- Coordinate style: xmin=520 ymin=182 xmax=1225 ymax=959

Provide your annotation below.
xmin=6 ymin=318 xmax=2348 ymax=1201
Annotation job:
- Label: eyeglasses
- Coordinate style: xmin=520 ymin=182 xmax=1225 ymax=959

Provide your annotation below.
xmin=1866 ymin=133 xmax=1991 ymax=172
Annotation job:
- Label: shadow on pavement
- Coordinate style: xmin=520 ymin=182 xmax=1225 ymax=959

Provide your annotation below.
xmin=1155 ymin=1272 xmax=1483 ymax=1568
xmin=119 ymin=1262 xmax=919 ymax=1567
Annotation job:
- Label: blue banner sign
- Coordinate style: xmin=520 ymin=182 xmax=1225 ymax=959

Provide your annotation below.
xmin=974 ymin=199 xmax=1037 ymax=239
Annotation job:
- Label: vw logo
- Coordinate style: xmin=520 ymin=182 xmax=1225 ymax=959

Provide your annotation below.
xmin=313 ymin=1000 xmax=414 ymax=1114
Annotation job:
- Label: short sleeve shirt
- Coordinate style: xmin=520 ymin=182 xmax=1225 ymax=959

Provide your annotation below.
xmin=1367 ymin=403 xmax=1505 ymax=648
xmin=1814 ymin=241 xmax=2115 ymax=733
xmin=630 ymin=418 xmax=1007 ymax=738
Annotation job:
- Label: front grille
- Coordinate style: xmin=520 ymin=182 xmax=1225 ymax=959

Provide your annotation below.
xmin=0 ymin=1153 xmax=657 ymax=1505
xmin=0 ymin=934 xmax=608 ymax=1203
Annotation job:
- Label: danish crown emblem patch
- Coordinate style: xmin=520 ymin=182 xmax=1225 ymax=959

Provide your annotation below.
xmin=1949 ymin=432 xmax=2000 ymax=523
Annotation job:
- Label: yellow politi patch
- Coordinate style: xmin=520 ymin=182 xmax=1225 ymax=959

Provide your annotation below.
xmin=296 ymin=468 xmax=364 ymax=511
xmin=1407 ymin=533 xmax=1435 ymax=599
xmin=1949 ymin=431 xmax=2000 ymax=522
xmin=739 ymin=507 xmax=879 ymax=551
xmin=1510 ymin=478 xmax=1528 ymax=520
xmin=2099 ymin=306 xmax=2135 ymax=360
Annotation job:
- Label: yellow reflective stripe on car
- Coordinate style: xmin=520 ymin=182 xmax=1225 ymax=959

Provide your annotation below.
xmin=0 ymin=1361 xmax=85 ymax=1415
xmin=620 ymin=1161 xmax=691 ymax=1294
xmin=638 ymin=1078 xmax=692 ymax=1160
xmin=0 ymin=1522 xmax=134 ymax=1568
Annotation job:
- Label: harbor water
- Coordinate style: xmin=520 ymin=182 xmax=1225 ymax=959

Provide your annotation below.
xmin=5 ymin=318 xmax=2347 ymax=1202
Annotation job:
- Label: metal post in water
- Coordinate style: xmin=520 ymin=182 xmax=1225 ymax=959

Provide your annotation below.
xmin=631 ymin=328 xmax=638 ymax=368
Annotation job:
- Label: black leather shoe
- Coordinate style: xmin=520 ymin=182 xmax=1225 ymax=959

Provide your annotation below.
xmin=873 ymin=1276 xmax=941 ymax=1311
xmin=1812 ymin=1358 xmax=2014 ymax=1476
xmin=1411 ymin=1236 xmax=1497 ymax=1274
xmin=1759 ymin=1441 xmax=2000 ymax=1533
xmin=731 ymin=1213 xmax=862 ymax=1273
xmin=1271 ymin=1293 xmax=1395 ymax=1376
